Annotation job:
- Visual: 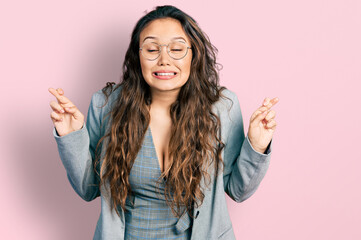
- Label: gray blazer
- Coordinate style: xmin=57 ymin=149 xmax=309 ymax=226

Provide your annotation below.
xmin=53 ymin=86 xmax=273 ymax=239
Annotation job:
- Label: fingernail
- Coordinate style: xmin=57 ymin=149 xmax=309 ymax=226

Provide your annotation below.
xmin=60 ymin=109 xmax=64 ymax=113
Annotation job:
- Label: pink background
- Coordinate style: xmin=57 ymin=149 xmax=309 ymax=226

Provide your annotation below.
xmin=1 ymin=0 xmax=360 ymax=239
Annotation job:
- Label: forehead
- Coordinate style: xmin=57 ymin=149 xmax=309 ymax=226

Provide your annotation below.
xmin=139 ymin=18 xmax=190 ymax=43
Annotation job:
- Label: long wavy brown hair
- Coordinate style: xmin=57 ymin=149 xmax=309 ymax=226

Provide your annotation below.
xmin=93 ymin=5 xmax=232 ymax=219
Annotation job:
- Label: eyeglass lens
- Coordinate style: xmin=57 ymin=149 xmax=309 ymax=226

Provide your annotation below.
xmin=141 ymin=42 xmax=188 ymax=60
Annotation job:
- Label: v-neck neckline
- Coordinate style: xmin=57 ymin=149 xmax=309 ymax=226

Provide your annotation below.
xmin=147 ymin=126 xmax=164 ymax=175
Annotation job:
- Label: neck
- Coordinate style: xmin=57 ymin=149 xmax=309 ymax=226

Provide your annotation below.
xmin=149 ymin=88 xmax=179 ymax=110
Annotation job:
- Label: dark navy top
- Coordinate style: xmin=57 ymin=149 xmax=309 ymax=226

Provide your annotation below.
xmin=124 ymin=126 xmax=193 ymax=239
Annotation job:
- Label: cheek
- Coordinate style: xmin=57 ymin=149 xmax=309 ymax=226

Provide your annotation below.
xmin=140 ymin=59 xmax=152 ymax=76
xmin=184 ymin=54 xmax=192 ymax=71
xmin=182 ymin=58 xmax=192 ymax=75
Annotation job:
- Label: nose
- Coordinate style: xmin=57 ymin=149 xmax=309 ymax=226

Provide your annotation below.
xmin=157 ymin=45 xmax=171 ymax=65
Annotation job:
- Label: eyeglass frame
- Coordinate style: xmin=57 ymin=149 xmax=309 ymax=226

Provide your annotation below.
xmin=139 ymin=41 xmax=192 ymax=61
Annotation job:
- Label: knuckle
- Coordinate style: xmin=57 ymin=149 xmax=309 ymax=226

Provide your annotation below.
xmin=259 ymin=107 xmax=266 ymax=113
xmin=266 ymin=111 xmax=274 ymax=119
xmin=60 ymin=103 xmax=69 ymax=108
xmin=58 ymin=95 xmax=67 ymax=102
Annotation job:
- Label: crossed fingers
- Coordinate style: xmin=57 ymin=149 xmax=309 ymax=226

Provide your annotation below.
xmin=48 ymin=88 xmax=76 ymax=110
xmin=250 ymin=97 xmax=279 ymax=123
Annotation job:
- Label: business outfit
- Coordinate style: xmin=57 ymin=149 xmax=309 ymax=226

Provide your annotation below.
xmin=53 ymin=85 xmax=273 ymax=239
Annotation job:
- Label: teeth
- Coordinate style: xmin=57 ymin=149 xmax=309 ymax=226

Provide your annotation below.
xmin=155 ymin=72 xmax=176 ymax=76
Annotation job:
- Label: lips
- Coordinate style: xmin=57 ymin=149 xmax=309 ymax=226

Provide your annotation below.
xmin=152 ymin=71 xmax=178 ymax=80
xmin=153 ymin=71 xmax=177 ymax=76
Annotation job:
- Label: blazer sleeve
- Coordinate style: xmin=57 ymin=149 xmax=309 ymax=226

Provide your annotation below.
xmin=223 ymin=92 xmax=273 ymax=203
xmin=53 ymin=92 xmax=103 ymax=202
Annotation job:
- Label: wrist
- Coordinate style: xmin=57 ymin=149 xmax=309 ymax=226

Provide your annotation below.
xmin=253 ymin=147 xmax=267 ymax=154
xmin=247 ymin=135 xmax=266 ymax=154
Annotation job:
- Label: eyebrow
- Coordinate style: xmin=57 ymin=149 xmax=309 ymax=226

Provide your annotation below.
xmin=142 ymin=36 xmax=187 ymax=43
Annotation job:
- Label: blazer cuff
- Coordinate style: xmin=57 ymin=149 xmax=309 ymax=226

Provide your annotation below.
xmin=53 ymin=123 xmax=87 ymax=140
xmin=243 ymin=135 xmax=273 ymax=162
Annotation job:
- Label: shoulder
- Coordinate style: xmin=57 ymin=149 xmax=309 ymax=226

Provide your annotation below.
xmin=213 ymin=88 xmax=243 ymax=140
xmin=90 ymin=83 xmax=123 ymax=109
xmin=213 ymin=87 xmax=240 ymax=115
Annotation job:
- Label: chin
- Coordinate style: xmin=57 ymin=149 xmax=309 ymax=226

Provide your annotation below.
xmin=148 ymin=83 xmax=182 ymax=92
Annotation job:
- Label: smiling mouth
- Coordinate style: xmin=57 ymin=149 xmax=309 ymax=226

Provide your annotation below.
xmin=153 ymin=72 xmax=177 ymax=76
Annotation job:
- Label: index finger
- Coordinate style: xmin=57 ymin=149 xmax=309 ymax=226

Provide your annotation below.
xmin=48 ymin=87 xmax=69 ymax=104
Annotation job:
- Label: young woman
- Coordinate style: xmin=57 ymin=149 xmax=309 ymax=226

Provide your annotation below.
xmin=49 ymin=5 xmax=278 ymax=240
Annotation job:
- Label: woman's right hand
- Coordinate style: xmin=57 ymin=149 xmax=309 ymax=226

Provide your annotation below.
xmin=48 ymin=87 xmax=85 ymax=137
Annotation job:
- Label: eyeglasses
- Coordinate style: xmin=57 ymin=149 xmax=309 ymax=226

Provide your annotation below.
xmin=139 ymin=41 xmax=191 ymax=61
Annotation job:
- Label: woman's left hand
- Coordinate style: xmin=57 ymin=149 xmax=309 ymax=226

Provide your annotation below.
xmin=247 ymin=97 xmax=279 ymax=154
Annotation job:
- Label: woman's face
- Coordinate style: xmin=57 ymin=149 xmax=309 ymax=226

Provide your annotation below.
xmin=139 ymin=18 xmax=192 ymax=95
